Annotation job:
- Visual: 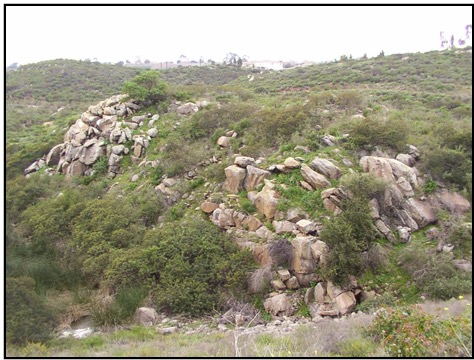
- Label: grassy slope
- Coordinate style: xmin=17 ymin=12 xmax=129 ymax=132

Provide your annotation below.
xmin=5 ymin=48 xmax=472 ymax=356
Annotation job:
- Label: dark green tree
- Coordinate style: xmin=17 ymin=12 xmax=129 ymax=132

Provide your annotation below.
xmin=122 ymin=69 xmax=167 ymax=104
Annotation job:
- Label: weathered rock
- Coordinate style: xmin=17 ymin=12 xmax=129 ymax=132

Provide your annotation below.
xmin=255 ymin=226 xmax=273 ymax=241
xmin=317 ymin=303 xmax=339 ymax=317
xmin=396 ymin=176 xmax=415 ymax=197
xmin=321 ymin=135 xmax=337 ymax=146
xmin=326 ymin=282 xmax=344 ymax=301
xmin=310 ymin=158 xmax=342 ymax=179
xmin=162 ymin=178 xmax=177 ymax=187
xmin=65 ymin=119 xmax=89 ymax=144
xmin=300 ymin=164 xmax=331 ymax=189
xmin=65 ymin=160 xmax=87 ymax=179
xmin=211 ymin=208 xmax=235 ymax=229
xmin=254 ymin=180 xmax=280 ymax=219
xmin=109 ymin=127 xmax=122 ymax=143
xmin=286 ymin=208 xmax=305 ymax=223
xmin=277 ymin=269 xmax=291 ymax=282
xmin=200 ymin=201 xmax=219 ymax=213
xmin=252 ymin=243 xmax=272 ymax=266
xmin=283 ymin=157 xmax=301 ymax=169
xmin=397 ymin=226 xmax=412 ymax=243
xmin=375 ymin=219 xmax=394 ymax=241
xmin=425 ymin=227 xmax=440 ymax=240
xmin=300 ymin=180 xmax=314 ymax=191
xmin=157 ymin=327 xmax=178 ymax=335
xmin=234 ymin=156 xmax=255 ymax=168
xmin=273 ymin=220 xmax=296 ymax=234
xmin=453 ymin=259 xmax=472 ymax=272
xmin=217 ymin=136 xmax=232 ymax=147
xmin=242 ymin=215 xmax=263 ymax=231
xmin=135 ymin=307 xmax=159 ymax=326
xmin=46 ymin=144 xmax=63 ymax=166
xmin=147 ymin=128 xmax=159 ymax=138
xmin=386 ymin=158 xmax=419 ymax=189
xmin=396 ymin=153 xmax=416 ymax=167
xmin=285 ymin=276 xmax=300 ymax=290
xmin=304 ymin=288 xmax=315 ymax=304
xmin=223 ymin=165 xmax=247 ymax=194
xmin=271 ymin=279 xmax=287 ymax=291
xmin=78 ymin=140 xmax=105 ymax=166
xmin=360 ymin=156 xmax=395 ymax=183
xmin=314 ymin=282 xmax=326 ymax=304
xmin=290 ymin=235 xmax=317 ymax=274
xmin=335 ymin=291 xmax=356 ymax=315
xmin=81 ymin=112 xmax=100 ymax=126
xmin=103 ymin=106 xmax=116 ymax=116
xmin=437 ymin=191 xmax=471 ymax=214
xmin=402 ymin=198 xmax=437 ymax=228
xmin=233 ymin=212 xmax=247 ymax=230
xmin=88 ymin=104 xmax=103 ymax=116
xmin=133 ymin=144 xmax=143 ymax=157
xmin=244 ymin=165 xmax=271 ymax=191
xmin=264 ymin=294 xmax=292 ymax=316
xmin=296 ymin=219 xmax=317 ymax=235
xmin=177 ymin=102 xmax=199 ymax=115
xmin=132 ymin=115 xmax=147 ymax=124
xmin=112 ymin=145 xmax=125 ymax=155
xmin=310 ymin=240 xmax=329 ymax=266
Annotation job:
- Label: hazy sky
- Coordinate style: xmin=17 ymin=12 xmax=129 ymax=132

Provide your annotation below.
xmin=5 ymin=5 xmax=473 ymax=66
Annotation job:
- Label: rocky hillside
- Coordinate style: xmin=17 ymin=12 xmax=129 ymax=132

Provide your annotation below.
xmin=6 ymin=49 xmax=472 ymax=356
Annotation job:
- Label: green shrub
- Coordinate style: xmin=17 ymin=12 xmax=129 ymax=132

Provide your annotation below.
xmin=70 ymin=198 xmax=145 ymax=283
xmin=122 ymin=70 xmax=167 ymax=104
xmin=254 ymin=106 xmax=309 ymax=147
xmin=367 ymin=304 xmax=472 ymax=357
xmin=320 ymin=176 xmax=382 ymax=287
xmin=397 ymin=242 xmax=472 ymax=300
xmin=421 ymin=146 xmax=472 ymax=189
xmin=335 ymin=90 xmax=365 ymax=110
xmin=91 ymin=301 xmax=124 ymax=327
xmin=6 ymin=277 xmax=55 ymax=344
xmin=114 ymin=286 xmax=148 ymax=319
xmin=356 ymin=292 xmax=398 ymax=313
xmin=348 ymin=113 xmax=409 ymax=152
xmin=143 ymin=218 xmax=255 ymax=315
xmin=423 ymin=177 xmax=438 ymax=194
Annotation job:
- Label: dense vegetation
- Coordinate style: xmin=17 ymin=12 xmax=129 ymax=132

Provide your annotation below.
xmin=5 ymin=47 xmax=472 ymax=355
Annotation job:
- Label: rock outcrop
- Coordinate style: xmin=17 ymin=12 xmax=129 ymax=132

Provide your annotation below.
xmin=25 ymin=95 xmax=149 ymax=179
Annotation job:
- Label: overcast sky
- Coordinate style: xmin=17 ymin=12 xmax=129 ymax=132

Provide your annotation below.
xmin=5 ymin=5 xmax=473 ymax=66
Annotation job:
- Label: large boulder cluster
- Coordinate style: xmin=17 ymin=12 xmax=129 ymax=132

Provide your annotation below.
xmin=205 ymin=144 xmax=471 ymax=320
xmin=24 ymin=95 xmax=154 ymax=179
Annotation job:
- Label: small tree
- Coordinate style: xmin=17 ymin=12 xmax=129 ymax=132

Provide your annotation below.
xmin=320 ymin=173 xmax=384 ymax=287
xmin=122 ymin=70 xmax=167 ymax=104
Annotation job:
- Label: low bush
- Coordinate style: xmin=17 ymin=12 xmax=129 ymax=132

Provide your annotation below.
xmin=143 ymin=218 xmax=255 ymax=315
xmin=268 ymin=239 xmax=293 ymax=267
xmin=421 ymin=146 xmax=472 ymax=189
xmin=367 ymin=304 xmax=472 ymax=357
xmin=6 ymin=277 xmax=55 ymax=344
xmin=347 ymin=113 xmax=409 ymax=152
xmin=397 ymin=242 xmax=472 ymax=300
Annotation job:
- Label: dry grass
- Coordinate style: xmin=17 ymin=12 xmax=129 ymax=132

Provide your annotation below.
xmin=248 ymin=265 xmax=272 ymax=294
xmin=8 ymin=298 xmax=472 ymax=358
xmin=418 ymin=296 xmax=472 ymax=319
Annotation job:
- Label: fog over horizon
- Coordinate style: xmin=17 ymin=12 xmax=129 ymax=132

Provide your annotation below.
xmin=6 ymin=5 xmax=472 ymax=67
